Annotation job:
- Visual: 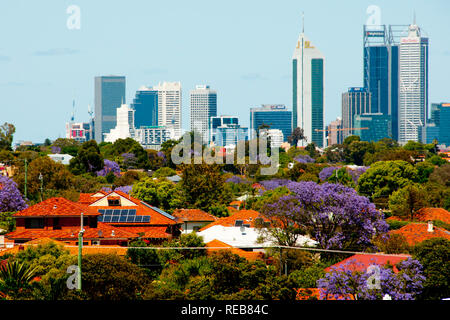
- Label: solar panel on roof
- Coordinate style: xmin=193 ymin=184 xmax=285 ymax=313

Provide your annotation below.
xmin=235 ymin=220 xmax=243 ymax=227
xmin=97 ymin=216 xmax=103 ymax=222
xmin=103 ymin=215 xmax=112 ymax=223
xmin=121 ymin=209 xmax=129 ymax=215
xmin=126 ymin=216 xmax=136 ymax=223
xmin=111 ymin=216 xmax=119 ymax=222
xmin=112 ymin=209 xmax=121 ymax=216
xmin=105 ymin=209 xmax=113 ymax=215
xmin=136 ymin=216 xmax=143 ymax=223
xmin=128 ymin=209 xmax=137 ymax=215
xmin=119 ymin=215 xmax=127 ymax=222
xmin=142 ymin=216 xmax=150 ymax=223
xmin=99 ymin=209 xmax=105 ymax=214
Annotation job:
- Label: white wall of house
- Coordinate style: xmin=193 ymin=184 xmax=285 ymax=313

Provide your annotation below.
xmin=181 ymin=221 xmax=212 ymax=234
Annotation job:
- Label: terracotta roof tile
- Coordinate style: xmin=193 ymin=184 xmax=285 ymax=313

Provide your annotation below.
xmin=324 ymin=254 xmax=411 ymax=273
xmin=14 ymin=197 xmax=98 ymax=217
xmin=206 ymin=239 xmax=264 ymax=261
xmin=391 ymin=223 xmax=450 ymax=246
xmin=5 ymin=222 xmax=137 ymax=241
xmin=114 ymin=226 xmax=171 ymax=239
xmin=199 ymin=210 xmax=267 ymax=231
xmin=172 ymin=209 xmax=217 ymax=222
xmin=415 ymin=208 xmax=450 ymax=224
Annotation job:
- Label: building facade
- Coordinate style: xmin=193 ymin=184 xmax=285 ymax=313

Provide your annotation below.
xmin=353 ymin=113 xmax=392 ymax=142
xmin=153 ymin=82 xmax=182 ymax=139
xmin=134 ymin=126 xmax=174 ymax=150
xmin=94 ymin=76 xmax=126 ymax=143
xmin=341 ymin=87 xmax=372 ymax=139
xmin=131 ymin=86 xmax=159 ymax=129
xmin=439 ymin=103 xmax=450 ymax=146
xmin=398 ymin=23 xmax=428 ymax=144
xmin=104 ymin=104 xmax=135 ymax=143
xmin=292 ymin=32 xmax=324 ymax=147
xmin=249 ymin=104 xmax=292 ymax=142
xmin=326 ymin=117 xmax=343 ymax=146
xmin=190 ymin=85 xmax=217 ymax=143
xmin=210 ymin=116 xmax=248 ymax=147
xmin=66 ymin=121 xmax=94 ymax=142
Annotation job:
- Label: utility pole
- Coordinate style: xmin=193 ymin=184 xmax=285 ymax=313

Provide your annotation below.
xmin=38 ymin=172 xmax=43 ymax=202
xmin=78 ymin=212 xmax=84 ymax=291
xmin=24 ymin=159 xmax=28 ymax=199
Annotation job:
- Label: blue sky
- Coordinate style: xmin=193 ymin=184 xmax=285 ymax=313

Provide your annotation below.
xmin=1 ymin=0 xmax=449 ymax=143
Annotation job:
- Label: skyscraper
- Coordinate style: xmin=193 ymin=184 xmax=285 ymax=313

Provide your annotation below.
xmin=94 ymin=76 xmax=126 ymax=143
xmin=353 ymin=113 xmax=391 ymax=142
xmin=190 ymin=85 xmax=217 ymax=143
xmin=326 ymin=117 xmax=343 ymax=147
xmin=250 ymin=105 xmax=292 ymax=142
xmin=154 ymin=82 xmax=182 ymax=139
xmin=398 ymin=22 xmax=429 ymax=144
xmin=292 ymin=28 xmax=325 ymax=147
xmin=341 ymin=87 xmax=372 ymax=139
xmin=131 ymin=86 xmax=159 ymax=129
xmin=363 ymin=25 xmax=407 ymax=141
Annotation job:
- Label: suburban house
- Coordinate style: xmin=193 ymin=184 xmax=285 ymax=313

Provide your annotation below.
xmin=205 ymin=239 xmax=264 ymax=261
xmin=324 ymin=253 xmax=411 ymax=273
xmin=390 ymin=221 xmax=450 ymax=246
xmin=387 ymin=207 xmax=450 ymax=224
xmin=78 ymin=190 xmax=181 ymax=243
xmin=171 ymin=209 xmax=217 ymax=234
xmin=5 ymin=197 xmax=137 ymax=246
xmin=197 ymin=209 xmax=317 ymax=249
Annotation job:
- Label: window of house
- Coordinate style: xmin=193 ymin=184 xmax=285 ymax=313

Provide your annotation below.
xmin=25 ymin=218 xmax=44 ymax=229
xmin=108 ymin=199 xmax=120 ymax=206
xmin=53 ymin=217 xmax=61 ymax=230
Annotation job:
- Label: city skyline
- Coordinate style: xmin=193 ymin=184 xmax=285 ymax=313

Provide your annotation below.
xmin=1 ymin=1 xmax=450 ymax=143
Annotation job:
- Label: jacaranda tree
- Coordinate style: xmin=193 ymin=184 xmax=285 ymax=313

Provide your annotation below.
xmin=260 ymin=181 xmax=388 ymax=251
xmin=0 ymin=175 xmax=27 ymax=212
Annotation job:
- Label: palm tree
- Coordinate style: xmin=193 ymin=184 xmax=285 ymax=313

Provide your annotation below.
xmin=0 ymin=260 xmax=38 ymax=299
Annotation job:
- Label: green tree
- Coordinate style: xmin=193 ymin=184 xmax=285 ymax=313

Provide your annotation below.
xmin=327 ymin=167 xmax=355 ymax=187
xmin=80 ymin=253 xmax=149 ymax=300
xmin=389 ymin=184 xmax=427 ymax=220
xmin=127 ymin=239 xmax=162 ymax=279
xmin=413 ymin=238 xmax=450 ymax=300
xmin=344 ymin=140 xmax=375 ymax=165
xmin=357 ymin=160 xmax=419 ymax=208
xmin=69 ymin=140 xmax=104 ymax=175
xmin=0 ymin=123 xmax=15 ymax=151
xmin=180 ymin=163 xmax=232 ymax=213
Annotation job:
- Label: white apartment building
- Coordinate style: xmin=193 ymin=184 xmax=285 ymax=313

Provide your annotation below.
xmin=153 ymin=82 xmax=182 ymax=139
xmin=190 ymin=85 xmax=217 ymax=143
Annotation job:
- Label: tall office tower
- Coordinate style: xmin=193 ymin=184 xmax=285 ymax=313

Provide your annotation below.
xmin=190 ymin=85 xmax=217 ymax=143
xmin=209 ymin=115 xmax=239 ymax=143
xmin=341 ymin=87 xmax=372 ymax=139
xmin=131 ymin=86 xmax=159 ymax=129
xmin=153 ymin=82 xmax=182 ymax=139
xmin=104 ymin=104 xmax=135 ymax=143
xmin=398 ymin=22 xmax=428 ymax=144
xmin=259 ymin=129 xmax=284 ymax=148
xmin=292 ymin=28 xmax=325 ymax=147
xmin=353 ymin=113 xmax=391 ymax=142
xmin=66 ymin=122 xmax=94 ymax=143
xmin=250 ymin=105 xmax=292 ymax=142
xmin=94 ymin=76 xmax=126 ymax=142
xmin=430 ymin=103 xmax=441 ymax=126
xmin=438 ymin=103 xmax=450 ymax=146
xmin=363 ymin=25 xmax=408 ymax=141
xmin=326 ymin=117 xmax=343 ymax=147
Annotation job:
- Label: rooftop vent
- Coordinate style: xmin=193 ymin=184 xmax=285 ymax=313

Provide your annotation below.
xmin=427 ymin=221 xmax=433 ymax=233
xmin=111 ymin=230 xmax=115 ymax=237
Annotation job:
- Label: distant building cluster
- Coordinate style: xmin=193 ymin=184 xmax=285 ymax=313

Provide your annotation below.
xmin=64 ymin=17 xmax=448 ymax=150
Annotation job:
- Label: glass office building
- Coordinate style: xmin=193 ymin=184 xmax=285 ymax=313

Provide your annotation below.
xmin=439 ymin=103 xmax=450 ymax=146
xmin=94 ymin=76 xmax=126 ymax=142
xmin=131 ymin=87 xmax=159 ymax=129
xmin=341 ymin=87 xmax=372 ymax=139
xmin=353 ymin=113 xmax=391 ymax=142
xmin=250 ymin=105 xmax=292 ymax=142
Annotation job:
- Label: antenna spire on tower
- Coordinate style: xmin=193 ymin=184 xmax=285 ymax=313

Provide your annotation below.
xmin=302 ymin=11 xmax=305 ymax=33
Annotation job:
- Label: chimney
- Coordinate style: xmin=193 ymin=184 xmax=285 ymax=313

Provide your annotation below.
xmin=427 ymin=221 xmax=433 ymax=233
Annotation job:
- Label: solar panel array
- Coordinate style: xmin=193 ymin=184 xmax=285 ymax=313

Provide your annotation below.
xmin=97 ymin=209 xmax=150 ymax=223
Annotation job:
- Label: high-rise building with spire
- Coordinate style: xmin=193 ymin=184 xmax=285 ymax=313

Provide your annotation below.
xmin=292 ymin=15 xmax=325 ymax=147
xmin=398 ymin=20 xmax=428 ymax=144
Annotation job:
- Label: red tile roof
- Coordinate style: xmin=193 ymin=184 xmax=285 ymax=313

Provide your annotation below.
xmin=172 ymin=209 xmax=217 ymax=222
xmin=199 ymin=210 xmax=266 ymax=231
xmin=13 ymin=197 xmax=98 ymax=217
xmin=295 ymin=288 xmax=355 ymax=300
xmin=205 ymin=239 xmax=264 ymax=261
xmin=390 ymin=223 xmax=450 ymax=246
xmin=324 ymin=254 xmax=411 ymax=273
xmin=415 ymin=208 xmax=450 ymax=224
xmin=387 ymin=208 xmax=450 ymax=225
xmin=114 ymin=226 xmax=171 ymax=239
xmin=5 ymin=222 xmax=137 ymax=241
